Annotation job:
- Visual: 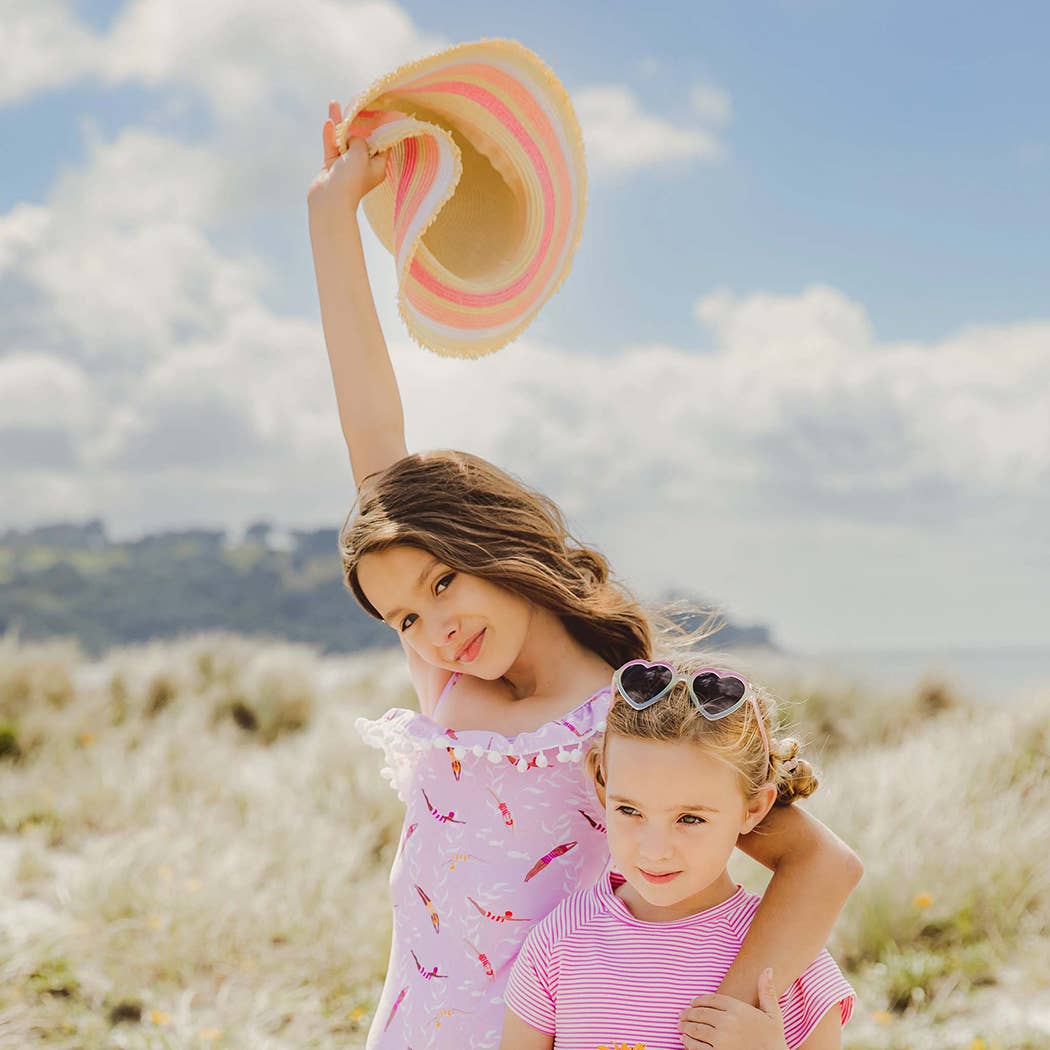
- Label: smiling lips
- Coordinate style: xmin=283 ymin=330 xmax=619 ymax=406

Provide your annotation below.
xmin=454 ymin=629 xmax=486 ymax=664
xmin=639 ymin=868 xmax=681 ymax=884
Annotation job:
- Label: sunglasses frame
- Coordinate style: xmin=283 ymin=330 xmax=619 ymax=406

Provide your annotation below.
xmin=612 ymin=659 xmax=754 ymax=720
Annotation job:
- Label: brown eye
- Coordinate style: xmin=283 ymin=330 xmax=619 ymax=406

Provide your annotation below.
xmin=399 ymin=573 xmax=454 ymax=631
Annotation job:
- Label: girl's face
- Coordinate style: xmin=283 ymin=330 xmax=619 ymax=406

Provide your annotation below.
xmin=356 ymin=545 xmax=534 ymax=678
xmin=602 ymin=733 xmax=773 ymax=920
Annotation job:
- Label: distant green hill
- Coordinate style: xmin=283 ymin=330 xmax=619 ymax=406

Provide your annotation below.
xmin=0 ymin=520 xmax=775 ymax=656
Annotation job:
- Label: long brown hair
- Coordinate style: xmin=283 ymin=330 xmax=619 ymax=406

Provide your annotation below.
xmin=340 ymin=450 xmax=703 ymax=668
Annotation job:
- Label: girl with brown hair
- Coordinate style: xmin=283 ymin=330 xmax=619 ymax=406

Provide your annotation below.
xmin=308 ymin=102 xmax=861 ymax=1050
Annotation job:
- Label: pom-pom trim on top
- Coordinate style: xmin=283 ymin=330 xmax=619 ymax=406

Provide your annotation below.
xmin=355 ymin=687 xmax=610 ymax=797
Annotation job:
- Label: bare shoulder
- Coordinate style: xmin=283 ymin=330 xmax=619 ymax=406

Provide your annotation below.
xmin=797 ymin=1004 xmax=843 ymax=1049
xmin=397 ymin=637 xmax=511 ymax=722
xmin=437 ymin=673 xmax=609 ymax=736
xmin=399 ymin=639 xmax=611 ymax=734
xmin=432 ymin=672 xmax=516 ymax=729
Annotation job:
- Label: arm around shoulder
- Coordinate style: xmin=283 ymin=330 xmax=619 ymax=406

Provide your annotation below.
xmin=737 ymin=802 xmax=863 ymax=891
xmin=718 ymin=804 xmax=863 ymax=1003
xmin=499 ymin=1008 xmax=554 ymax=1050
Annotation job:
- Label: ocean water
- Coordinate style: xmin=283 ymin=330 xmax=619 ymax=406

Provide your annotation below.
xmin=736 ymin=645 xmax=1050 ymax=707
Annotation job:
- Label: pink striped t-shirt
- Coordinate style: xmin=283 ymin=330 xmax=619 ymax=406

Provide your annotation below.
xmin=504 ymin=871 xmax=855 ymax=1050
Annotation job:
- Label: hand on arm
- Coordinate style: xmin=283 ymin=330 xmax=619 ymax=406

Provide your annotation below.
xmin=678 ymin=970 xmax=845 ymax=1050
xmin=307 ymin=101 xmax=408 ymax=487
xmin=679 ymin=969 xmax=787 ymax=1050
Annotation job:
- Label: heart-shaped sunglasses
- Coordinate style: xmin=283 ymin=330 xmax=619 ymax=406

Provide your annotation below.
xmin=613 ymin=660 xmax=750 ymax=716
xmin=612 ymin=659 xmax=770 ymax=765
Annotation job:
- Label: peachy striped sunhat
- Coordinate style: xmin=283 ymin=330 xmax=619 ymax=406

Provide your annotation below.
xmin=333 ymin=38 xmax=587 ymax=358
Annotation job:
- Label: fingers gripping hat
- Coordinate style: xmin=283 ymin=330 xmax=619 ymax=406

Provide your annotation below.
xmin=334 ymin=38 xmax=587 ymax=359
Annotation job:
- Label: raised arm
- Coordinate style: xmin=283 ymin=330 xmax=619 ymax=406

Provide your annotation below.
xmin=720 ymin=804 xmax=862 ymax=1003
xmin=307 ymin=101 xmax=408 ymax=487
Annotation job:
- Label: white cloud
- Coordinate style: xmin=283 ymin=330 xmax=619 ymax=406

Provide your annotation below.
xmin=0 ymin=352 xmax=94 ymax=472
xmin=52 ymin=124 xmax=230 ymax=229
xmin=574 ymin=85 xmax=724 ymax=174
xmin=385 ymin=299 xmax=1049 ymax=647
xmin=0 ymin=0 xmax=434 ymax=516
xmin=1 ymin=0 xmax=444 ymax=116
xmin=100 ymin=0 xmax=443 ymax=120
xmin=695 ymin=284 xmax=874 ymax=362
xmin=0 ymin=353 xmax=93 ymax=427
xmin=14 ymin=207 xmax=267 ymax=369
xmin=689 ymin=82 xmax=732 ymax=126
xmin=692 ymin=286 xmax=1050 ymax=505
xmin=0 ymin=0 xmax=101 ymax=106
xmin=0 ymin=204 xmax=51 ymax=271
xmin=395 ymin=300 xmax=1050 ymax=521
xmin=0 ymin=0 xmax=444 ymax=242
xmin=0 ymin=2 xmax=443 ymax=374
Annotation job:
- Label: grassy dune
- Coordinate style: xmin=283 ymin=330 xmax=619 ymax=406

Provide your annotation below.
xmin=1 ymin=632 xmax=1048 ymax=1049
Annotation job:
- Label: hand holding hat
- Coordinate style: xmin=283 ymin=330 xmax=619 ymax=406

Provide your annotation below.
xmin=308 ymin=101 xmax=387 ymax=220
xmin=323 ymin=39 xmax=588 ymax=359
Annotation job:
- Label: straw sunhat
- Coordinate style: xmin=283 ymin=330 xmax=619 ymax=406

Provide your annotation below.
xmin=334 ymin=38 xmax=587 ymax=358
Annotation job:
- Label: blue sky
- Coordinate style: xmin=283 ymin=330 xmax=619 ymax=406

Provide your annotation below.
xmin=410 ymin=1 xmax=1050 ymax=343
xmin=7 ymin=1 xmax=1048 ymax=348
xmin=6 ymin=2 xmax=1049 ymax=348
xmin=2 ymin=1 xmax=1048 ymax=651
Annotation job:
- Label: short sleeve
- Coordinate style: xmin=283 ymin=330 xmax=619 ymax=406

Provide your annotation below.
xmin=503 ymin=925 xmax=557 ymax=1035
xmin=779 ymin=949 xmax=856 ymax=1049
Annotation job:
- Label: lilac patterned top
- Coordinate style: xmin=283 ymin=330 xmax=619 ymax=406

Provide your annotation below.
xmin=355 ymin=676 xmax=614 ymax=1049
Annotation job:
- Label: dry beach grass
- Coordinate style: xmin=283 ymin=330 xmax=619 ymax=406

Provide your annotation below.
xmin=1 ymin=632 xmax=1048 ymax=1049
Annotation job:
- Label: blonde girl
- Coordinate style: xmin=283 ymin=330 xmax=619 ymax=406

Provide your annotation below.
xmin=307 ymin=103 xmax=862 ymax=1050
xmin=502 ymin=657 xmax=855 ymax=1050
